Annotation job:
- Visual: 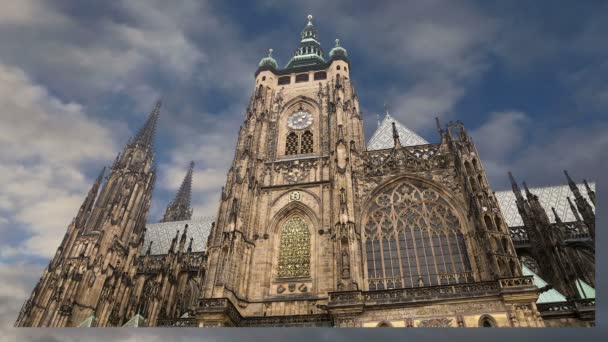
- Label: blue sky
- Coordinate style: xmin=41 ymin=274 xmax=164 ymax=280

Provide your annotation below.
xmin=0 ymin=0 xmax=606 ymax=339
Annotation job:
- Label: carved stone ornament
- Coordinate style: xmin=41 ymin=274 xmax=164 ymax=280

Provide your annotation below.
xmin=289 ymin=191 xmax=302 ymax=202
xmin=274 ymin=159 xmax=318 ymax=184
xmin=417 ymin=317 xmax=453 ymax=327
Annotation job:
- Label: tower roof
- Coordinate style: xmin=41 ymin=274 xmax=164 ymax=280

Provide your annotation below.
xmin=367 ymin=112 xmax=429 ymax=150
xmin=161 ymin=161 xmax=194 ymax=223
xmin=258 ymin=48 xmax=278 ymax=69
xmin=285 ymin=15 xmax=326 ymax=69
xmin=329 ymin=38 xmax=348 ymax=59
xmin=130 ymin=100 xmax=161 ymax=150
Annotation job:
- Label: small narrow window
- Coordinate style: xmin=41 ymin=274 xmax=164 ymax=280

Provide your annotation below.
xmin=337 ymin=65 xmax=341 ymax=70
xmin=278 ymin=76 xmax=291 ymax=85
xmin=262 ymin=76 xmax=266 ymax=81
xmin=314 ymin=71 xmax=327 ymax=80
xmin=301 ymin=131 xmax=314 ymax=154
xmin=345 ymin=67 xmax=348 ymax=72
xmin=286 ymin=132 xmax=299 ymax=155
xmin=295 ymin=73 xmax=309 ymax=83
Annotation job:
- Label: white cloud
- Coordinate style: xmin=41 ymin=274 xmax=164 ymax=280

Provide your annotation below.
xmin=0 ymin=63 xmax=119 ymax=259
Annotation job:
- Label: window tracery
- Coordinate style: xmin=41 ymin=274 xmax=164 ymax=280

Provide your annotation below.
xmin=363 ymin=181 xmax=472 ymax=290
xmin=286 ymin=132 xmax=299 ymax=155
xmin=277 ymin=216 xmax=311 ymax=279
xmin=284 ymin=130 xmax=314 ymax=155
xmin=301 ymin=130 xmax=314 ymax=154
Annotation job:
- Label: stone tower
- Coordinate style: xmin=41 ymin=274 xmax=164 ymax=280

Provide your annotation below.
xmin=15 ymin=101 xmax=161 ymax=327
xmin=193 ymin=16 xmax=542 ymax=327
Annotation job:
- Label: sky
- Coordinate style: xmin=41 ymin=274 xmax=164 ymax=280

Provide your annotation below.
xmin=0 ymin=0 xmax=606 ymax=340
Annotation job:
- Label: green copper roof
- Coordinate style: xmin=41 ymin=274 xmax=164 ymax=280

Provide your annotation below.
xmin=521 ymin=264 xmax=567 ymax=303
xmin=77 ymin=314 xmax=97 ymax=327
xmin=258 ymin=48 xmax=278 ymax=69
xmin=285 ymin=15 xmax=326 ymax=69
xmin=576 ymin=279 xmax=595 ymax=299
xmin=122 ymin=314 xmax=146 ymax=327
xmin=329 ymin=38 xmax=348 ymax=58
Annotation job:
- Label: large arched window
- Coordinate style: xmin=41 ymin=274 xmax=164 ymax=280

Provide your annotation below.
xmin=363 ymin=180 xmax=473 ymax=290
xmin=277 ymin=216 xmax=311 ymax=279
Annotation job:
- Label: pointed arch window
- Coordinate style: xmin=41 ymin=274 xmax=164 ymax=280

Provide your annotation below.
xmin=363 ymin=181 xmax=472 ymax=290
xmin=277 ymin=216 xmax=311 ymax=279
xmin=284 ymin=130 xmax=314 ymax=155
xmin=301 ymin=130 xmax=314 ymax=153
xmin=286 ymin=132 xmax=299 ymax=155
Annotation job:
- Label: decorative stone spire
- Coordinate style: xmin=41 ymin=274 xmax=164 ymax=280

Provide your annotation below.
xmin=567 ymin=197 xmax=582 ymax=222
xmin=583 ymin=179 xmax=595 ymax=205
xmin=392 ymin=122 xmax=401 ymax=148
xmin=130 ymin=100 xmax=161 ymax=150
xmin=161 ymin=161 xmax=195 ymax=223
xmin=564 ymin=170 xmax=595 ymax=241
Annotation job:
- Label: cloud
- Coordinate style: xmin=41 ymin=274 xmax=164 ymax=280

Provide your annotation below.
xmin=471 ymin=109 xmax=607 ymax=190
xmin=0 ymin=63 xmax=119 ymax=259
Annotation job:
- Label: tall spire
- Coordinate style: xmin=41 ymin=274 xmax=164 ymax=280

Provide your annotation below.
xmin=161 ymin=161 xmax=194 ymax=223
xmin=131 ymin=100 xmax=161 ymax=150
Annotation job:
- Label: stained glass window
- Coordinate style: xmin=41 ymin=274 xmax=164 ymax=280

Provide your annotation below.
xmin=277 ymin=216 xmax=311 ymax=279
xmin=363 ymin=181 xmax=472 ymax=290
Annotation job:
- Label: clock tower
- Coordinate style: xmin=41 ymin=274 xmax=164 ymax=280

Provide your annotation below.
xmin=194 ymin=15 xmax=541 ymax=328
xmin=198 ymin=15 xmax=364 ymax=326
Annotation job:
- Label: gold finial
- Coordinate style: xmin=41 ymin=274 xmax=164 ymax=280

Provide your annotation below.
xmin=307 ymin=14 xmax=313 ymax=23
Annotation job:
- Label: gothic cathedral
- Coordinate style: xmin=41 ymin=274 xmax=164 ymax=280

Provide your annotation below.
xmin=15 ymin=16 xmax=595 ymax=328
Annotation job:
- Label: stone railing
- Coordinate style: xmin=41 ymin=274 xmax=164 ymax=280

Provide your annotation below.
xmin=329 ymin=277 xmax=537 ymax=308
xmin=498 ymin=275 xmax=535 ymax=290
xmin=241 ymin=314 xmax=332 ymax=327
xmin=156 ymin=318 xmax=198 ymax=327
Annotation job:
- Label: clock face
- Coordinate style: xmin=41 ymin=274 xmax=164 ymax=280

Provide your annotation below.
xmin=287 ymin=111 xmax=313 ymax=130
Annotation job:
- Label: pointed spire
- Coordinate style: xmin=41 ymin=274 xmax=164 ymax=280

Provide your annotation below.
xmin=567 ymin=197 xmax=582 ymax=222
xmin=161 ymin=161 xmax=194 ymax=223
xmin=508 ymin=172 xmax=525 ymax=204
xmin=522 ymin=181 xmax=533 ymax=198
xmin=131 ymin=100 xmax=161 ymax=150
xmin=392 ymin=121 xmax=401 ymax=148
xmin=435 ymin=117 xmax=443 ymax=134
xmin=551 ymin=207 xmax=563 ymax=224
xmin=146 ymin=241 xmax=153 ymax=255
xmin=377 ymin=113 xmax=381 ymax=128
xmin=187 ymin=237 xmax=194 ymax=253
xmin=583 ymin=179 xmax=595 ymax=205
xmin=563 ymin=170 xmax=582 ymax=198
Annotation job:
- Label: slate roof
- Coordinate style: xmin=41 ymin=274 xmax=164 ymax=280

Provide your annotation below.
xmin=494 ymin=183 xmax=595 ymax=227
xmin=143 ymin=217 xmax=214 ymax=255
xmin=367 ymin=114 xmax=429 ymax=150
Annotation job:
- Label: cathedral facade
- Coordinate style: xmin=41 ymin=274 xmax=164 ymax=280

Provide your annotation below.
xmin=15 ymin=16 xmax=595 ymax=328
